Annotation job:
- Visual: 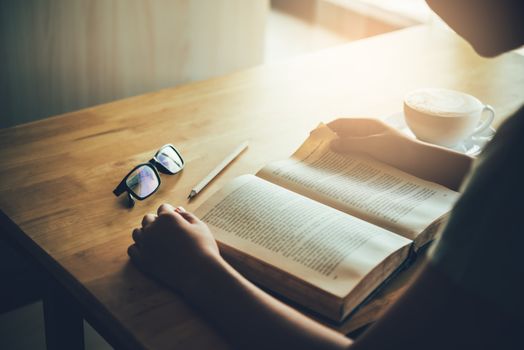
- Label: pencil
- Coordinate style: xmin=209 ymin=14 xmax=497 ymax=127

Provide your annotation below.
xmin=187 ymin=141 xmax=249 ymax=200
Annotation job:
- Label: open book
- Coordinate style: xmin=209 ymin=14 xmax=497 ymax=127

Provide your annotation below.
xmin=195 ymin=125 xmax=459 ymax=323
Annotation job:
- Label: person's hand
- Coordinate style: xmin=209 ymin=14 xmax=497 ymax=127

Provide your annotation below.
xmin=327 ymin=118 xmax=412 ymax=162
xmin=327 ymin=118 xmax=473 ymax=190
xmin=128 ymin=204 xmax=222 ymax=295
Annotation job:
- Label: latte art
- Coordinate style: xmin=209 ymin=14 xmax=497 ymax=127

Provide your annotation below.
xmin=405 ymin=88 xmax=481 ymax=117
xmin=403 ymin=88 xmax=495 ymax=148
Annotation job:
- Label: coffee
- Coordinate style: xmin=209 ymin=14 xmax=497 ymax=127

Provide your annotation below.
xmin=404 ymin=88 xmax=494 ymax=148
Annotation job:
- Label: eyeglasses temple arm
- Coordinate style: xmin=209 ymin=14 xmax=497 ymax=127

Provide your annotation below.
xmin=113 ymin=179 xmax=127 ymax=196
xmin=127 ymin=192 xmax=136 ymax=208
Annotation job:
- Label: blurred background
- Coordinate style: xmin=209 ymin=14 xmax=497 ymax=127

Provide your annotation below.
xmin=0 ymin=0 xmax=433 ymax=349
xmin=0 ymin=0 xmax=435 ymax=128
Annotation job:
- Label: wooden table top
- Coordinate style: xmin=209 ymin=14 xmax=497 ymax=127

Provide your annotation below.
xmin=1 ymin=25 xmax=523 ymax=349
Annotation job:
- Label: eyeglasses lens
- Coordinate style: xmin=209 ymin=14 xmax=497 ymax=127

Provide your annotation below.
xmin=157 ymin=147 xmax=183 ymax=173
xmin=125 ymin=166 xmax=159 ymax=198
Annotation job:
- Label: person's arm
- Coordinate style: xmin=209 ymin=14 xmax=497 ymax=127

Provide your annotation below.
xmin=128 ymin=204 xmax=352 ymax=350
xmin=206 ymin=258 xmax=515 ymax=350
xmin=187 ymin=252 xmax=351 ymax=350
xmin=327 ymin=118 xmax=473 ymax=191
xmin=350 ymin=260 xmax=516 ymax=350
xmin=129 ymin=203 xmax=516 ymax=350
xmin=327 ymin=116 xmax=521 ymax=349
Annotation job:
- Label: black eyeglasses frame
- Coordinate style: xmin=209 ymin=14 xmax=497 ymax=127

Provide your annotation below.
xmin=112 ymin=144 xmax=184 ymax=207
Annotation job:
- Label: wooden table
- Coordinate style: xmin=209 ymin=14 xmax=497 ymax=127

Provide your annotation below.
xmin=1 ymin=26 xmax=523 ymax=349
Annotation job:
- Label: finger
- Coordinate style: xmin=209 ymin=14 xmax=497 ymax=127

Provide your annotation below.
xmin=155 ymin=207 xmax=189 ymax=229
xmin=173 ymin=211 xmax=188 ymax=226
xmin=177 ymin=210 xmax=199 ymax=224
xmin=157 ymin=203 xmax=176 ymax=216
xmin=327 ymin=118 xmax=387 ymax=137
xmin=141 ymin=214 xmax=156 ymax=228
xmin=132 ymin=228 xmax=144 ymax=244
xmin=163 ymin=211 xmax=198 ymax=230
xmin=128 ymin=244 xmax=144 ymax=268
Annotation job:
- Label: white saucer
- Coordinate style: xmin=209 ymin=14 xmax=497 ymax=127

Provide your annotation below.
xmin=382 ymin=112 xmax=495 ymax=156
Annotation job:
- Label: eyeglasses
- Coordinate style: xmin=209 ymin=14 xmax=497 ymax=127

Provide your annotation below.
xmin=113 ymin=144 xmax=184 ymax=207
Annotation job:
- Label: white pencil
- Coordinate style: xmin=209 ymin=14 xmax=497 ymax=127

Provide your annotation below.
xmin=187 ymin=141 xmax=249 ymax=200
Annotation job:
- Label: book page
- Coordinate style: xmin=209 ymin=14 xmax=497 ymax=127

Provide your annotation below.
xmin=196 ymin=174 xmax=411 ymax=298
xmin=257 ymin=125 xmax=459 ymax=240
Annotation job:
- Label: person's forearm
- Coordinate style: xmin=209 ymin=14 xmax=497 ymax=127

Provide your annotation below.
xmin=398 ymin=138 xmax=473 ymax=191
xmin=181 ymin=257 xmax=352 ymax=350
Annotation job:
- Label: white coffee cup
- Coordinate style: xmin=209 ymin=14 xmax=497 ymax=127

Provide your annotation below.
xmin=403 ymin=88 xmax=495 ymax=148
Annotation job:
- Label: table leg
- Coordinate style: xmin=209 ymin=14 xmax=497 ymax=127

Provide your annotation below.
xmin=43 ymin=279 xmax=85 ymax=350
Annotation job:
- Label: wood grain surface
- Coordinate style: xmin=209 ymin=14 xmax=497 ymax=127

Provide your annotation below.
xmin=1 ymin=26 xmax=523 ymax=349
